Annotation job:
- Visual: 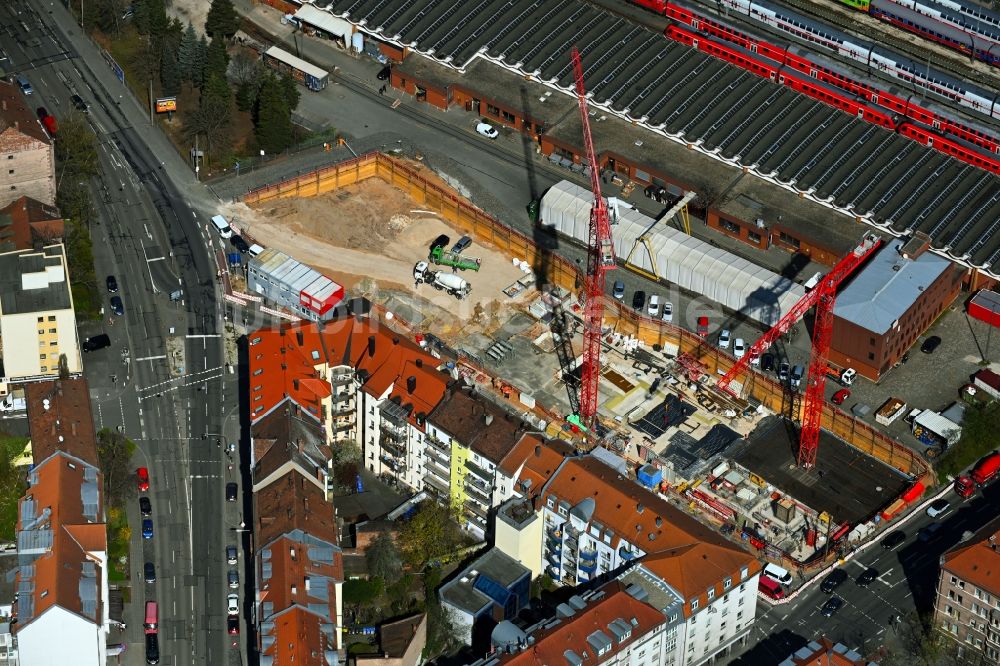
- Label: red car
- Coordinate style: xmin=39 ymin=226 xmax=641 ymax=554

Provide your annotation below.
xmin=696 ymin=316 xmax=709 ymax=338
xmin=136 ymin=467 xmax=150 ymax=492
xmin=831 ymin=389 xmax=850 ymax=405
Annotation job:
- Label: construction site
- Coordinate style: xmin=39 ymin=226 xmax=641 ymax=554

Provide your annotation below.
xmin=231 ymin=52 xmax=931 ymax=572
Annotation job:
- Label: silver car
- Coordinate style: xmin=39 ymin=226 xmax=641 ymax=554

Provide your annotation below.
xmin=228 ymin=569 xmax=239 ymax=589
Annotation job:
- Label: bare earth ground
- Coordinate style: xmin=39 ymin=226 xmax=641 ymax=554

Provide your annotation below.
xmin=166 ymin=0 xmax=210 ymax=33
xmin=225 ymin=177 xmax=528 ymax=336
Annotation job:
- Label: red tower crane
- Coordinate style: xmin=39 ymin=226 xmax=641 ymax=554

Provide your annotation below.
xmin=572 ymin=47 xmax=616 ymax=428
xmin=717 ymin=233 xmax=882 ymax=466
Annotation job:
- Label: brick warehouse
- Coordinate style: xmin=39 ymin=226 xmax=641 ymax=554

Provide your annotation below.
xmin=0 ymin=81 xmax=56 ymax=209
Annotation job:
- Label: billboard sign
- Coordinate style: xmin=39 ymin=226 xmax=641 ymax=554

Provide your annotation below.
xmin=155 ymin=97 xmax=177 ymax=113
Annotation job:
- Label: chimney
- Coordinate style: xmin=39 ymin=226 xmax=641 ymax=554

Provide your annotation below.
xmin=297 ymin=438 xmax=304 ymax=454
xmin=485 ymin=414 xmax=494 ymax=426
xmin=392 ymin=337 xmax=399 ymax=345
xmin=293 ymin=379 xmax=300 ymax=391
xmin=407 ymin=376 xmax=416 ymax=394
xmin=368 ymin=335 xmax=376 ymax=357
xmin=71 ymin=422 xmax=77 ymax=436
xmin=535 ymin=445 xmax=542 ymax=457
xmin=415 ymin=358 xmax=423 ymax=368
xmin=296 ymin=330 xmax=304 ymax=345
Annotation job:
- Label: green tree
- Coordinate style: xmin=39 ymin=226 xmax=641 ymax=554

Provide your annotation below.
xmin=936 ymin=401 xmax=1000 ymax=481
xmin=183 ymin=72 xmax=233 ymax=161
xmin=280 ymin=73 xmax=301 ymax=113
xmin=205 ymin=37 xmax=230 ymax=83
xmin=343 ymin=578 xmax=383 ymax=606
xmin=366 ymin=532 xmax=403 ymax=581
xmin=160 ymin=45 xmax=181 ymax=96
xmin=399 ymin=501 xmax=460 ymax=568
xmin=192 ymin=35 xmax=209 ymax=87
xmin=0 ymin=434 xmax=28 ymax=542
xmin=254 ymin=73 xmax=293 ymax=154
xmin=90 ymin=0 xmax=132 ymax=35
xmin=423 ymin=596 xmax=462 ymax=658
xmin=231 ymin=51 xmax=264 ymax=112
xmin=177 ymin=23 xmax=199 ymax=82
xmin=131 ymin=0 xmax=151 ymax=35
xmin=97 ymin=429 xmax=138 ymax=509
xmin=205 ymin=0 xmax=238 ymax=39
xmin=55 ymin=113 xmax=99 ymax=186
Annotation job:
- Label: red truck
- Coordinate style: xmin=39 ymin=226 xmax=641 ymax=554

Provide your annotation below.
xmin=954 ymin=475 xmax=975 ymax=498
xmin=36 ymin=107 xmax=57 ymax=137
xmin=971 ymin=452 xmax=1000 ymax=486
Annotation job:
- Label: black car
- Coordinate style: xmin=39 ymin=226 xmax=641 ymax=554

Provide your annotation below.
xmin=376 ymin=65 xmax=391 ymax=81
xmin=106 ymin=275 xmax=118 ymax=293
xmin=451 ymin=235 xmax=472 ymax=254
xmin=226 ymin=482 xmax=238 ymax=502
xmin=71 ymin=93 xmax=89 ymax=112
xmin=429 ymin=234 xmax=450 ymax=253
xmin=82 ymin=334 xmax=111 ymax=353
xmin=139 ymin=496 xmax=152 ymax=516
xmin=632 ymin=290 xmax=646 ymax=312
xmin=920 ymin=335 xmax=942 ymax=354
xmin=856 ymin=567 xmax=878 ymax=587
xmin=227 ymin=615 xmax=240 ymax=634
xmin=230 ymin=234 xmax=250 ymax=253
xmin=145 ymin=633 xmax=159 ymax=664
xmin=820 ymin=568 xmax=847 ymax=593
xmin=760 ymin=353 xmax=775 ymax=372
xmin=820 ymin=596 xmax=844 ymax=617
xmin=778 ymin=362 xmax=790 ymax=382
xmin=110 ymin=296 xmax=124 ymax=316
xmin=881 ymin=530 xmax=906 ymax=550
xmin=144 ymin=561 xmax=156 ymax=583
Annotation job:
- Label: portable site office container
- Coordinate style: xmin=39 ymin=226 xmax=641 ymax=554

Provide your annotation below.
xmin=247 ymin=248 xmax=344 ymax=321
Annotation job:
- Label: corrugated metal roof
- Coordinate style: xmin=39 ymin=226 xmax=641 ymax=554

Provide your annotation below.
xmin=834 ymin=242 xmax=952 ymax=334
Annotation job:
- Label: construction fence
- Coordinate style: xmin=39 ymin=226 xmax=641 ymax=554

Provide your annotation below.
xmin=241 ymin=152 xmax=933 ymax=486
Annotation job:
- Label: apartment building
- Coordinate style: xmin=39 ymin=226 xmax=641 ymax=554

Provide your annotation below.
xmin=438 ymin=547 xmax=531 ymax=648
xmin=470 ymin=581 xmax=673 ymax=666
xmin=0 ymin=244 xmax=81 ymax=383
xmin=15 ymin=378 xmax=107 ymax=665
xmin=778 ymin=636 xmax=878 ymax=665
xmin=494 ymin=451 xmax=760 ymax=666
xmin=0 ymin=81 xmax=56 ymax=208
xmin=0 ymin=195 xmax=63 ymax=252
xmin=425 ymin=388 xmax=533 ymax=537
xmin=934 ymin=514 xmax=1000 ymax=662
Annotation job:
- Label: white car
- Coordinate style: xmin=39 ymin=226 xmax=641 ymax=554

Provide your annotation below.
xmin=648 ymin=294 xmax=661 ymax=317
xmin=475 ymin=122 xmax=498 ymax=139
xmin=227 ymin=593 xmax=239 ymax=615
xmin=749 ymin=351 xmax=760 ymax=366
xmin=718 ymin=329 xmax=731 ymax=349
xmin=662 ymin=302 xmax=673 ymax=323
xmin=733 ymin=338 xmax=745 ymax=359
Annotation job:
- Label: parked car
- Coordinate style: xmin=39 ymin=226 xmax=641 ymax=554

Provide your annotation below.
xmin=881 ymin=530 xmax=906 ymax=550
xmin=820 ymin=569 xmax=847 ymax=593
xmin=926 ymin=498 xmax=950 ymax=518
xmin=227 ymin=615 xmax=240 ymax=635
xmin=662 ymin=301 xmax=673 ymax=323
xmin=71 ymin=93 xmax=89 ymax=112
xmin=790 ymin=365 xmax=804 ymax=388
xmin=137 ymin=467 xmax=150 ymax=491
xmin=145 ymin=633 xmax=159 ymax=665
xmin=227 ymin=593 xmax=239 ymax=615
xmin=648 ymin=294 xmax=661 ymax=317
xmin=840 ymin=367 xmax=857 ymax=385
xmin=778 ymin=362 xmax=790 ymax=382
xmin=142 ymin=519 xmax=154 ymax=539
xmin=733 ymin=338 xmax=745 ymax=359
xmin=227 ymin=545 xmax=238 ymax=565
xmin=429 ymin=234 xmax=450 ymax=253
xmin=919 ymin=522 xmax=943 ymax=542
xmin=921 ymin=335 xmax=942 ymax=354
xmin=820 ymin=596 xmax=844 ymax=617
xmin=376 ymin=65 xmax=391 ymax=81
xmin=696 ymin=316 xmax=709 ymax=338
xmin=831 ymin=389 xmax=850 ymax=405
xmin=855 ymin=567 xmax=878 ymax=587
xmin=139 ymin=496 xmax=152 ymax=516
xmin=748 ymin=351 xmax=760 ymax=366
xmin=226 ymin=482 xmax=238 ymax=502
xmin=761 ymin=353 xmax=775 ymax=372
xmin=718 ymin=329 xmax=731 ymax=349
xmin=612 ymin=280 xmax=625 ymax=300
xmin=144 ymin=561 xmax=156 ymax=583
xmin=82 ymin=334 xmax=111 ymax=353
xmin=451 ymin=236 xmax=472 ymax=253
xmin=632 ymin=290 xmax=646 ymax=312
xmin=475 ymin=122 xmax=498 ymax=139
xmin=228 ymin=569 xmax=239 ymax=589
xmin=110 ymin=296 xmax=124 ymax=316
xmin=230 ymin=235 xmax=250 ymax=253
xmin=106 ymin=275 xmax=118 ymax=293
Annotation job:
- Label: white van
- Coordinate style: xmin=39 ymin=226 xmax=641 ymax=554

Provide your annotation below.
xmin=211 ymin=215 xmax=233 ymax=239
xmin=763 ymin=563 xmax=793 ymax=586
xmin=803 ymin=272 xmax=823 ymax=291
xmin=247 ymin=243 xmax=264 ymax=258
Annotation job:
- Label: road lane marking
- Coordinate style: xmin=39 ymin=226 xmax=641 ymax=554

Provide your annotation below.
xmin=135 ymin=354 xmax=167 ymax=362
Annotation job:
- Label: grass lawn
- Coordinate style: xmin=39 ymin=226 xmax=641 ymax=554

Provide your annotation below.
xmin=0 ymin=434 xmax=28 ymax=542
xmin=107 ymin=507 xmax=131 ymax=584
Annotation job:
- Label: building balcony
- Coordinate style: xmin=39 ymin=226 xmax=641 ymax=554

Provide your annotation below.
xmin=465 ymin=480 xmax=491 ymax=504
xmin=330 ymin=370 xmax=354 ymax=386
xmin=380 ymin=456 xmax=406 ymax=474
xmin=464 ymin=459 xmax=493 ymax=483
xmin=547 ymin=522 xmax=562 ymax=538
xmin=381 ymin=440 xmax=405 ymax=458
xmin=379 ymin=420 xmax=407 ymax=440
xmin=464 ymin=499 xmax=488 ymax=520
xmin=423 ymin=443 xmax=450 ymax=465
xmin=425 ymin=435 xmax=450 ymax=455
xmin=579 ymin=559 xmax=597 ymax=574
xmin=580 ymin=548 xmax=598 ymax=561
xmin=423 ymin=474 xmax=450 ymax=497
xmin=330 ymin=402 xmax=354 ymax=416
xmin=547 ymin=552 xmax=562 ymax=567
xmin=547 ymin=565 xmax=561 ymax=580
xmin=565 ymin=536 xmax=578 ymax=551
xmin=619 ymin=546 xmax=636 ymax=561
xmin=425 ymin=457 xmax=450 ymax=481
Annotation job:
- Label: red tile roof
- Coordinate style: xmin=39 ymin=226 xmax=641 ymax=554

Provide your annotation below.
xmin=15 ymin=452 xmax=105 ymax=630
xmin=544 ymin=457 xmax=757 ymax=614
xmin=941 ymin=513 xmax=1000 ymax=596
xmin=25 ymin=378 xmax=98 ymax=467
xmin=499 ymin=582 xmax=665 ymax=665
xmin=784 ymin=636 xmax=871 ymax=665
xmin=255 ymin=469 xmax=339 ymax=549
xmin=0 ymin=81 xmax=50 ymax=145
xmin=249 ymin=319 xmax=448 ymax=429
xmin=259 ymin=605 xmax=336 ymax=665
xmin=0 ymin=196 xmax=63 ymax=251
xmin=498 ymin=435 xmax=574 ymax=496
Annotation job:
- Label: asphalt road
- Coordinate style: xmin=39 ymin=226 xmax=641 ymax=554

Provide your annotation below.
xmin=736 ymin=484 xmax=1000 ymax=662
xmin=5 ymin=1 xmax=246 ymax=663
